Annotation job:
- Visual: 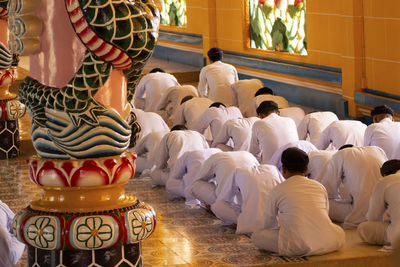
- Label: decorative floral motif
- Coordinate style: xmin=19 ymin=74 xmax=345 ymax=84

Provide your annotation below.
xmin=27 ymin=152 xmax=136 ymax=187
xmin=26 ymin=217 xmax=55 ymax=249
xmin=131 ymin=210 xmax=153 ymax=241
xmin=76 ymin=217 xmax=113 ymax=249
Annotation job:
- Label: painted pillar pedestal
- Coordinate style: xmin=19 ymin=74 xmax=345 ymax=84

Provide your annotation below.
xmin=13 ymin=153 xmax=156 ymax=267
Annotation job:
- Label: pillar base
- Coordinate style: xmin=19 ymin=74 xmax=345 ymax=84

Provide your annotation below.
xmin=0 ymin=120 xmax=19 ymax=159
xmin=27 ymin=243 xmax=142 ymax=267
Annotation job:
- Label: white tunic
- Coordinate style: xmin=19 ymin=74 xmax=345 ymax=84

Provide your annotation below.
xmin=231 ymin=165 xmax=283 ymax=234
xmin=193 ymin=106 xmax=243 ymax=141
xmin=250 ymin=113 xmax=299 ymax=164
xmin=248 ymin=94 xmax=289 ymax=117
xmin=263 ymin=176 xmax=345 ymax=256
xmin=366 ymin=171 xmax=400 ymax=244
xmin=321 ymin=146 xmax=388 ymax=228
xmin=198 ymin=61 xmax=238 ymax=106
xmin=0 ymin=201 xmax=25 ymax=266
xmin=173 ymin=97 xmax=213 ymax=129
xmin=132 ymin=108 xmax=169 ymax=142
xmin=268 ymin=140 xmax=317 ymax=171
xmin=316 ymin=120 xmax=367 ymax=150
xmin=212 ymin=117 xmax=259 ymax=151
xmin=230 ymin=79 xmax=263 ymax=115
xmin=279 ymin=107 xmax=305 ymax=127
xmin=364 ymin=118 xmax=400 ymax=159
xmin=297 ymin=111 xmax=339 ymax=145
xmin=155 ymin=85 xmax=199 ymax=124
xmin=307 ymin=150 xmax=336 ymax=182
xmin=133 ymin=131 xmax=169 ymax=173
xmin=169 ymin=148 xmax=221 ymax=201
xmin=192 ymin=151 xmax=260 ymax=201
xmin=134 ymin=72 xmax=179 ymax=111
xmin=155 ymin=130 xmax=209 ymax=171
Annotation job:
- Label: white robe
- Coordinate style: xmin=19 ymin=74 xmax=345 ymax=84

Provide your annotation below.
xmin=247 ymin=94 xmax=289 ymax=117
xmin=193 ymin=106 xmax=243 ymax=141
xmin=316 ymin=120 xmax=367 ymax=150
xmin=173 ymin=97 xmax=213 ymax=130
xmin=151 ymin=130 xmax=209 ymax=185
xmin=198 ymin=61 xmax=238 ymax=106
xmin=134 ymin=72 xmax=179 ymax=112
xmin=0 ymin=201 xmax=25 ymax=266
xmin=132 ymin=108 xmax=169 ymax=143
xmin=133 ymin=131 xmax=169 ymax=174
xmin=212 ymin=117 xmax=259 ymax=151
xmin=307 ymin=150 xmax=336 ymax=182
xmin=268 ymin=140 xmax=317 ymax=171
xmin=167 ymin=148 xmax=221 ymax=202
xmin=362 ymin=171 xmax=400 ymax=245
xmin=229 ymin=79 xmax=263 ymax=115
xmin=250 ymin=113 xmax=299 ymax=164
xmin=364 ymin=118 xmax=400 ymax=159
xmin=321 ymin=146 xmax=388 ymax=228
xmin=297 ymin=111 xmax=339 ymax=145
xmin=214 ymin=165 xmax=283 ymax=234
xmin=191 ymin=151 xmax=259 ymax=204
xmin=252 ymin=175 xmax=345 ymax=256
xmin=155 ymin=85 xmax=199 ymax=126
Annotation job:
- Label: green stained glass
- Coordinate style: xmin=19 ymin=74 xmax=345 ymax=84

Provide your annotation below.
xmin=250 ymin=0 xmax=307 ymax=55
xmin=160 ymin=0 xmax=187 ymax=27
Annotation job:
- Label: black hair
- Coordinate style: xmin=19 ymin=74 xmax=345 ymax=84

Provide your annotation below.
xmin=255 ymin=87 xmax=274 ymax=97
xmin=380 ymin=159 xmax=400 ymax=176
xmin=209 ymin=102 xmax=226 ymax=108
xmin=371 ymin=105 xmax=394 ymax=117
xmin=171 ymin=125 xmax=188 ymax=131
xmin=207 ymin=48 xmax=223 ymax=62
xmin=256 ymin=101 xmax=278 ymax=116
xmin=149 ymin=68 xmax=165 ymax=73
xmin=281 ymin=147 xmax=309 ymax=173
xmin=339 ymin=144 xmax=354 ymax=150
xmin=181 ymin=95 xmax=194 ymax=104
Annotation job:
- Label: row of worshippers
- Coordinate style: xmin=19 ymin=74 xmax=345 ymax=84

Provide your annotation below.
xmin=129 ymin=99 xmax=400 ymax=256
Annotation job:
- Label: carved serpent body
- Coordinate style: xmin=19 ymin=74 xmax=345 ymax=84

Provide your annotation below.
xmin=18 ymin=0 xmax=159 ymax=159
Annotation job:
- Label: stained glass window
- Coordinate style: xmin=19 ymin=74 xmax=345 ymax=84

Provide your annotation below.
xmin=160 ymin=0 xmax=187 ymax=27
xmin=249 ymin=0 xmax=307 ymax=55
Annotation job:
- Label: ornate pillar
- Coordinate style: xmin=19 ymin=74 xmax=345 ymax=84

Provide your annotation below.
xmin=0 ymin=2 xmax=26 ymax=159
xmin=8 ymin=0 xmax=160 ymax=266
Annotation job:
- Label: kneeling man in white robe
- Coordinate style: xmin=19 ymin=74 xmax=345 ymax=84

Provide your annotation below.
xmin=358 ymin=160 xmax=400 ymax=246
xmin=211 ymin=164 xmax=283 ymax=234
xmin=190 ymin=151 xmax=259 ymax=206
xmin=166 ymin=148 xmax=221 ymax=205
xmin=150 ymin=125 xmax=209 ymax=186
xmin=251 ymin=148 xmax=345 ymax=256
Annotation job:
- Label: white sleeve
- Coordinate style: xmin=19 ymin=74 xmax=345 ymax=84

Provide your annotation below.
xmin=320 ymin=153 xmax=343 ymax=199
xmin=169 ymin=154 xmax=187 ymax=180
xmin=193 ymin=112 xmax=211 ymax=134
xmin=366 ymin=181 xmax=386 ymax=221
xmin=155 ymin=136 xmax=170 ymax=169
xmin=233 ymin=66 xmax=239 ymax=82
xmin=198 ymin=68 xmax=208 ymax=97
xmin=297 ymin=116 xmax=309 ymax=140
xmin=211 ymin=123 xmax=230 ymax=147
xmin=315 ymin=128 xmax=331 ymax=150
xmin=264 ymin=190 xmax=279 ymax=228
xmin=249 ymin=125 xmax=261 ymax=160
xmin=194 ymin=158 xmax=215 ymax=182
xmin=364 ymin=126 xmax=373 ymax=146
xmin=173 ymin=105 xmax=186 ymax=126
